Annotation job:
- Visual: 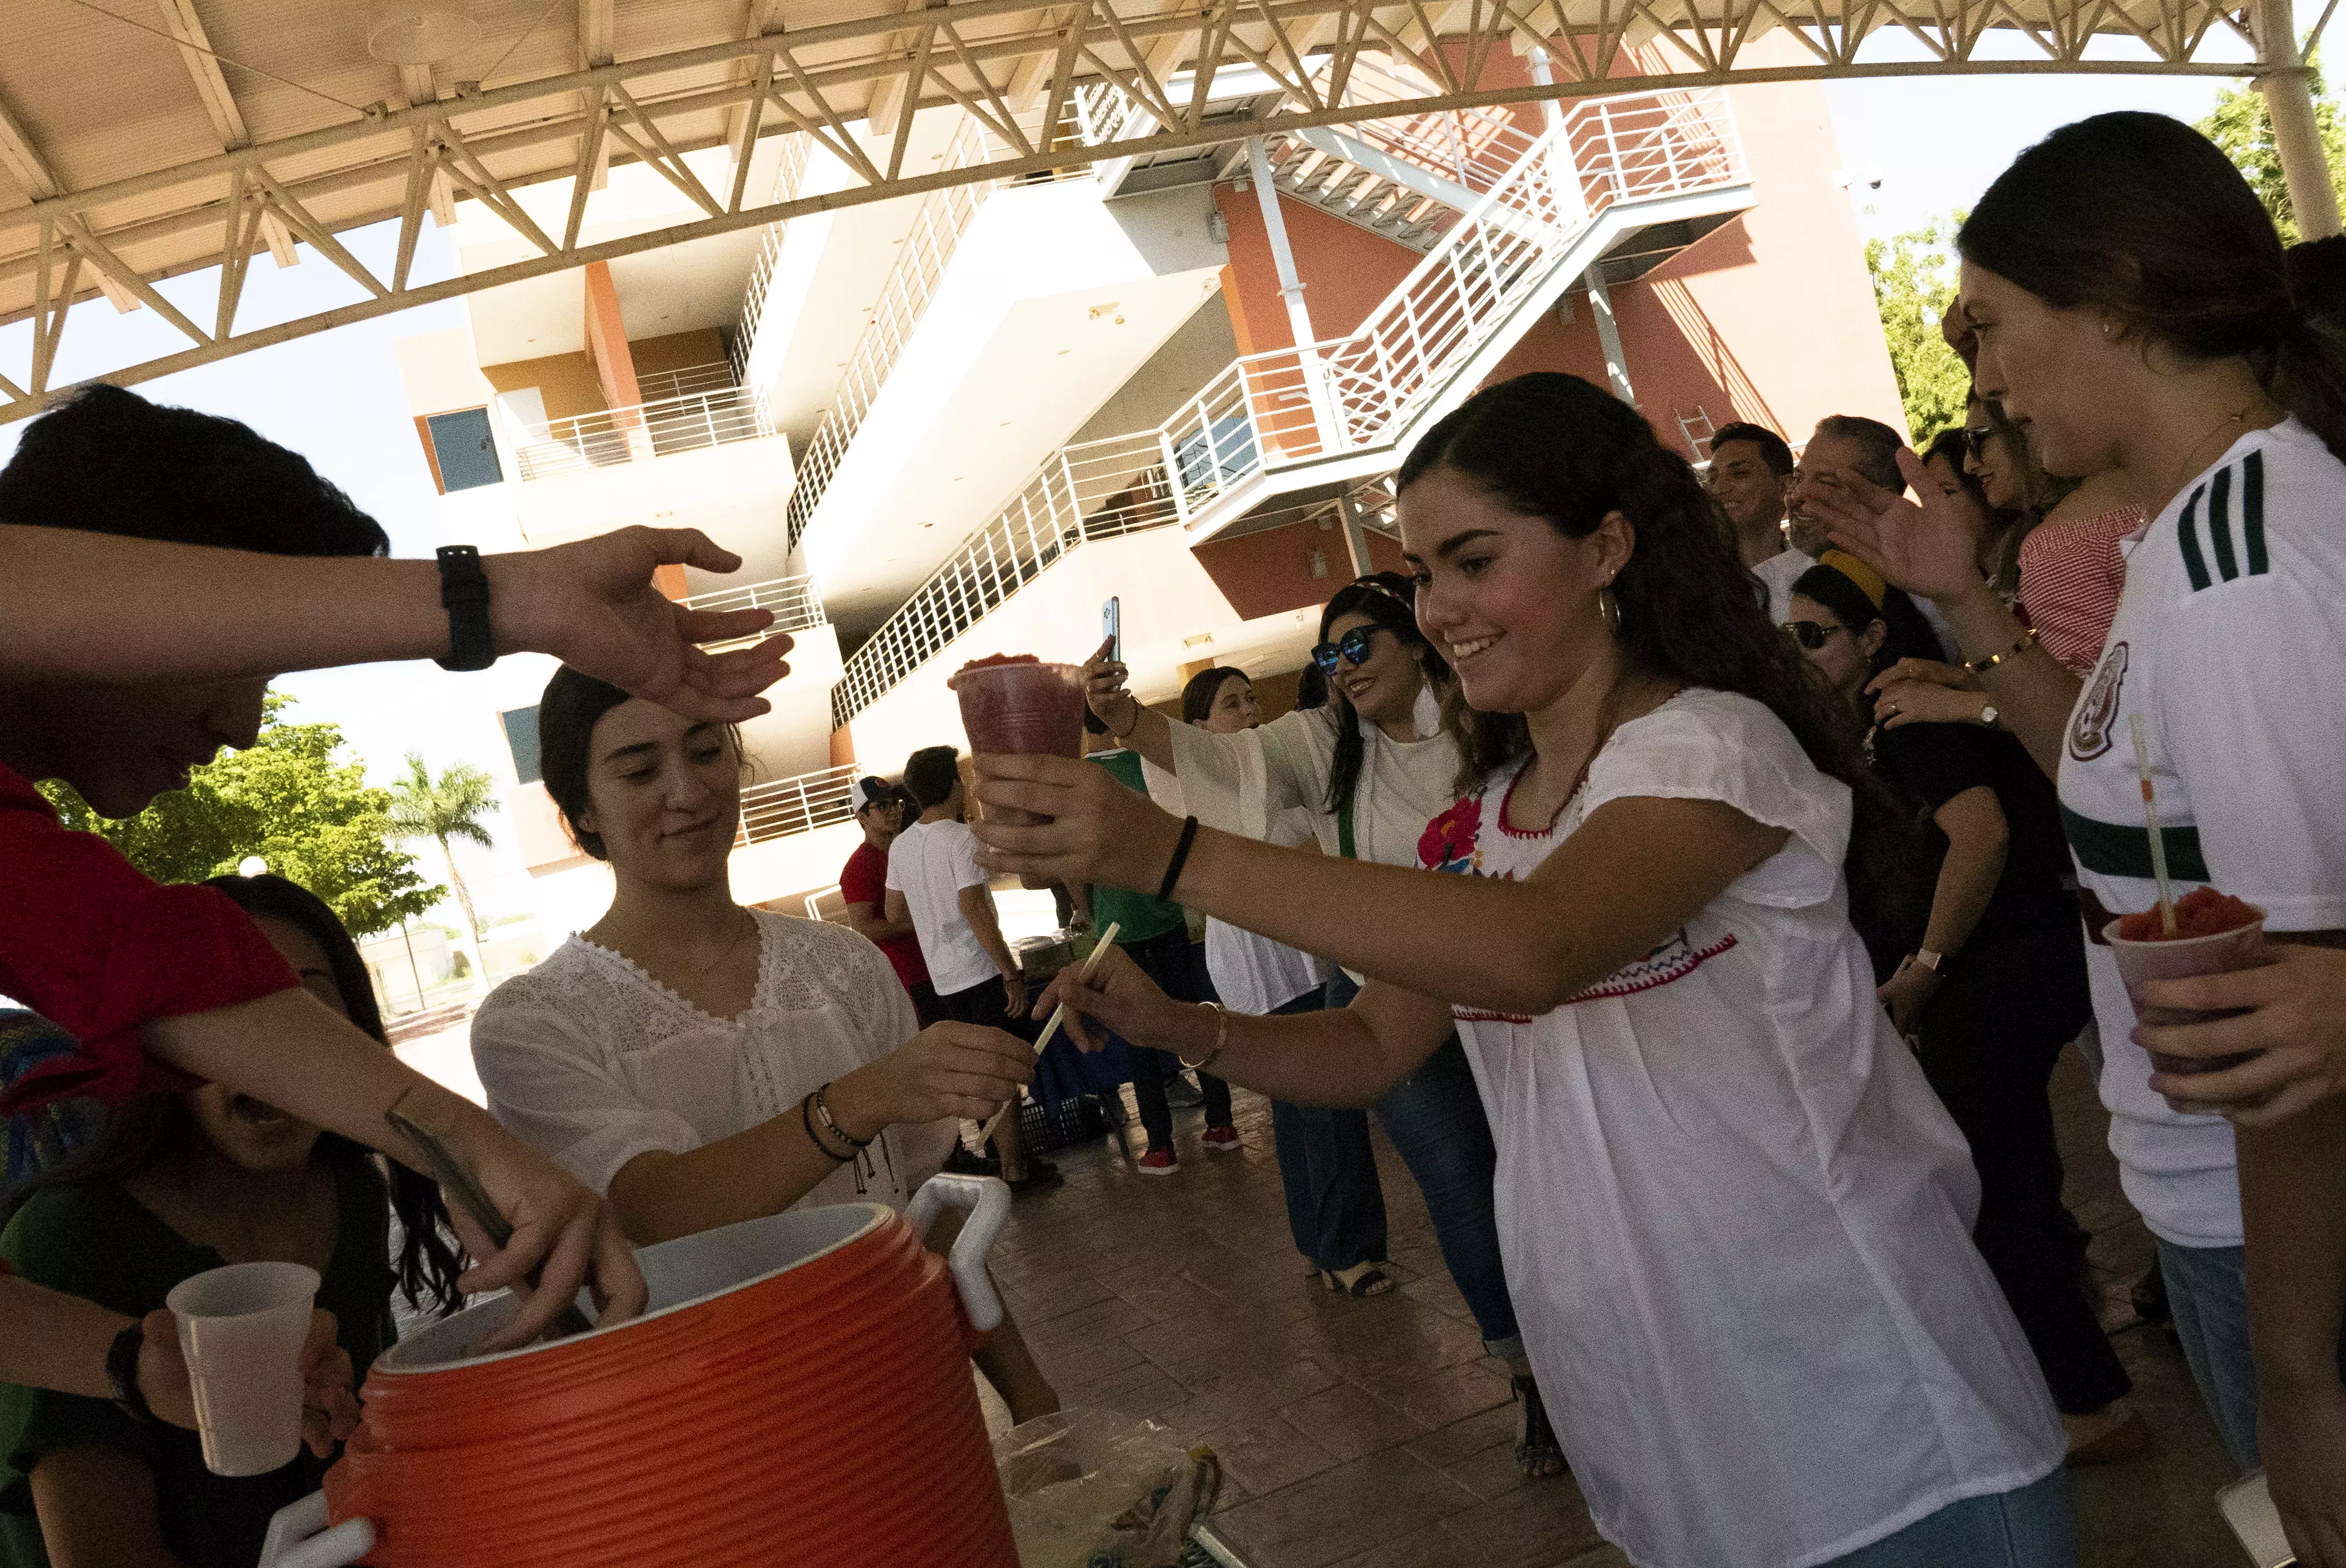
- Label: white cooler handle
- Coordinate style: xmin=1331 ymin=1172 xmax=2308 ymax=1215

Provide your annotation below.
xmin=259 ymin=1491 xmax=376 ymax=1568
xmin=906 ymin=1173 xmax=1010 ymax=1333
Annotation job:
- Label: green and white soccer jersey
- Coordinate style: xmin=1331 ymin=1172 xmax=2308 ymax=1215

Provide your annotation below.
xmin=2057 ymin=416 xmax=2346 ymax=1248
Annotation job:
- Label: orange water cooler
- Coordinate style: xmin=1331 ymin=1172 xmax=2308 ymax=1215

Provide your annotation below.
xmin=259 ymin=1175 xmax=1019 ymax=1568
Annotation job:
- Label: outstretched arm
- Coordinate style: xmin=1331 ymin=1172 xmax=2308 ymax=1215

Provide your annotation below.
xmin=1080 ymin=640 xmax=1176 ymax=772
xmin=0 ymin=525 xmax=791 ymax=721
xmin=972 ymin=753 xmax=1786 ymax=1016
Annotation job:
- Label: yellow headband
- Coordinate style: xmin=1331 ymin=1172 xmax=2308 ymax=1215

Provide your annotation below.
xmin=1819 ymin=550 xmax=1888 ymax=613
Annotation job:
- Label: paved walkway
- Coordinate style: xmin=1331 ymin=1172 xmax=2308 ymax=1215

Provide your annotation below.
xmin=990 ymin=1046 xmax=2245 ymax=1568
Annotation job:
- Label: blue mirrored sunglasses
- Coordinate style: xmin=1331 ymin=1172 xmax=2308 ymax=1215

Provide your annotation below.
xmin=1310 ymin=625 xmax=1390 ymax=675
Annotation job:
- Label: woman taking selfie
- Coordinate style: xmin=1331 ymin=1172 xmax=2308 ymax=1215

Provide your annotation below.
xmin=1816 ymin=116 xmax=2346 ymax=1558
xmin=1086 ymin=575 xmax=1558 ymax=1476
xmin=469 ymin=669 xmax=1059 ymax=1424
xmin=975 ymin=373 xmax=2068 ymax=1568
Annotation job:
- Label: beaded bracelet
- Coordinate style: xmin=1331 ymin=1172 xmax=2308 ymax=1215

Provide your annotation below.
xmin=812 ymin=1081 xmax=874 ymax=1152
xmin=800 ymin=1092 xmax=852 ymax=1163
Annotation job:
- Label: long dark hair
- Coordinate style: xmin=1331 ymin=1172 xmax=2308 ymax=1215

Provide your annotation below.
xmin=1 ymin=877 xmax=470 ymax=1317
xmin=1791 ymin=562 xmax=1944 ymax=687
xmin=1959 ymin=111 xmax=2346 ymax=460
xmin=1317 ymin=573 xmax=1453 ymax=817
xmin=1396 ymin=372 xmax=1923 ymax=954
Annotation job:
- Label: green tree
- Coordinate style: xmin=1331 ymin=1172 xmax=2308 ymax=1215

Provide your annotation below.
xmin=41 ymin=695 xmax=440 ymax=938
xmin=2196 ymin=53 xmax=2346 ymax=242
xmin=386 ymin=755 xmax=499 ymax=985
xmin=1865 ymin=214 xmax=1971 ymax=444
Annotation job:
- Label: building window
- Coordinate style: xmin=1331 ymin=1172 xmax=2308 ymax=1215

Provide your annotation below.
xmin=426 ymin=408 xmax=505 ymax=493
xmin=500 ymin=706 xmax=542 ymax=785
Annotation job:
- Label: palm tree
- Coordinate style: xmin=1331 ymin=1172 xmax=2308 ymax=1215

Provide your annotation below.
xmin=387 ymin=754 xmax=497 ymax=991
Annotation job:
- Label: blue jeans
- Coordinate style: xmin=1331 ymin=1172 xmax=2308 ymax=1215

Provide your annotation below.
xmin=1328 ymin=972 xmax=1522 ymax=1360
xmin=1823 ymin=1471 xmax=2076 ymax=1567
xmin=2157 ymin=1239 xmax=2261 ymax=1470
xmin=1266 ymin=992 xmax=1389 ymax=1272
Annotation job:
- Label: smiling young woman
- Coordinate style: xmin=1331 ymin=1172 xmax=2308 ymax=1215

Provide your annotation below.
xmin=971 ymin=372 xmax=2068 ymax=1568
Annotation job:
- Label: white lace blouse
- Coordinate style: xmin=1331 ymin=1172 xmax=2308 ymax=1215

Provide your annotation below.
xmin=468 ymin=911 xmax=956 ymax=1213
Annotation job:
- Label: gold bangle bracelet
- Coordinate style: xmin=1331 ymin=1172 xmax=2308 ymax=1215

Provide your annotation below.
xmin=1178 ymin=1001 xmax=1229 ymax=1073
xmin=1963 ymin=625 xmax=2040 ymax=675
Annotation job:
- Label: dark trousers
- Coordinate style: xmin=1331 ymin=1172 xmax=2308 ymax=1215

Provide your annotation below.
xmin=936 ymin=973 xmax=1018 ymax=1033
xmin=1328 ymin=972 xmax=1522 ymax=1357
xmin=1915 ymin=901 xmax=2130 ymax=1415
xmin=1121 ymin=927 xmax=1233 ymax=1151
xmin=906 ymin=977 xmax=943 ymax=1029
xmin=1267 ymin=992 xmax=1389 ymax=1272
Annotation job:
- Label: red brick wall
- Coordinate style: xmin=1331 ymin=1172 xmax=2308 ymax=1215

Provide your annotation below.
xmin=1192 ymin=518 xmax=1407 ymax=621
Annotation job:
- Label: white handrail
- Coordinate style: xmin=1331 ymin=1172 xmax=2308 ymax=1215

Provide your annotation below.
xmin=684 ymin=574 xmax=828 ymax=646
xmin=829 ymin=86 xmax=1745 ymax=730
xmin=513 ymin=378 xmax=775 ymax=480
xmin=736 ymin=764 xmax=860 ymax=846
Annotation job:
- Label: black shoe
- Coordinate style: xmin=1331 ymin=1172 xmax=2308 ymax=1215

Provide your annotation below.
xmin=943 ymin=1144 xmax=1001 ymax=1177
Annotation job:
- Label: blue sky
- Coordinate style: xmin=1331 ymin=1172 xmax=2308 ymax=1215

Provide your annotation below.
xmin=0 ymin=55 xmax=2277 ymax=927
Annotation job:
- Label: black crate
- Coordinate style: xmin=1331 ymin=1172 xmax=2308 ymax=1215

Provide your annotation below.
xmin=1019 ymin=1091 xmax=1115 ymax=1154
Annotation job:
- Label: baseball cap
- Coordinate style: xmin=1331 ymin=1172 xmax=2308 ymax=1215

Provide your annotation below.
xmin=853 ymin=776 xmax=896 ymax=812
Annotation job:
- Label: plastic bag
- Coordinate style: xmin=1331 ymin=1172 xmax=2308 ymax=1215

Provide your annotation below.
xmin=993 ymin=1407 xmax=1222 ymax=1568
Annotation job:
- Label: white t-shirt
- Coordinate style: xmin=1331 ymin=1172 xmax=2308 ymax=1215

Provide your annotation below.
xmin=2057 ymin=416 xmax=2346 ymax=1248
xmin=1424 ymin=690 xmax=2060 ymax=1568
xmin=1155 ymin=686 xmax=1459 ymax=871
xmin=885 ymin=819 xmax=998 ymax=996
xmin=469 ymin=911 xmax=954 ymax=1211
xmin=1753 ymin=547 xmax=1812 ymax=626
xmin=1203 ymin=806 xmax=1326 ymax=1015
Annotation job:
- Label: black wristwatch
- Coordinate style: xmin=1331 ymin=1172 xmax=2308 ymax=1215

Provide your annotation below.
xmin=433 ymin=545 xmax=496 ymax=672
xmin=106 ymin=1323 xmax=157 ymax=1426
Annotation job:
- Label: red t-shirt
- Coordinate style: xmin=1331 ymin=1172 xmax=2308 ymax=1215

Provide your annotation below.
xmin=840 ymin=840 xmax=928 ymax=994
xmin=0 ymin=759 xmax=299 ymax=1114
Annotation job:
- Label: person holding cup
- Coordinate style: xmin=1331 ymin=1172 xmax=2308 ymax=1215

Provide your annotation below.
xmin=0 ymin=874 xmax=467 ymax=1568
xmin=1812 ymin=115 xmax=2346 ymax=1558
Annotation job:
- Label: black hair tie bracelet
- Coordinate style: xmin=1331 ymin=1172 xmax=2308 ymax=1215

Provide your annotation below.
xmin=1158 ymin=816 xmax=1201 ymax=901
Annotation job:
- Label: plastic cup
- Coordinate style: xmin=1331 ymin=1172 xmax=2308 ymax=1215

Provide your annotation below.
xmin=949 ymin=661 xmax=1086 ymax=825
xmin=2102 ymin=907 xmax=2272 ymax=1077
xmin=166 ymin=1261 xmax=321 ymax=1477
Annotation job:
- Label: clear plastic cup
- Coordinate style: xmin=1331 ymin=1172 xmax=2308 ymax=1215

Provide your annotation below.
xmin=949 ymin=660 xmax=1086 ymax=825
xmin=166 ymin=1261 xmax=321 ymax=1476
xmin=2102 ymin=906 xmax=2272 ymax=1077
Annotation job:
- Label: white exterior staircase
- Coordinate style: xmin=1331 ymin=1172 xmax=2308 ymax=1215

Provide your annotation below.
xmin=831 ymin=74 xmax=1750 ymax=731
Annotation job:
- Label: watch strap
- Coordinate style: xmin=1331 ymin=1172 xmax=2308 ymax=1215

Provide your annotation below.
xmin=432 ymin=545 xmax=496 ymax=673
xmin=1914 ymin=948 xmax=1946 ymax=973
xmin=106 ymin=1321 xmax=157 ymax=1426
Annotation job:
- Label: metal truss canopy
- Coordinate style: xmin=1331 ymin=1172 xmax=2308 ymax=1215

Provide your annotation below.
xmin=0 ymin=0 xmax=2315 ymax=420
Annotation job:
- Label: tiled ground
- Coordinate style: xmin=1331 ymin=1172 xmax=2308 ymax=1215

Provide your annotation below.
xmin=987 ymin=1046 xmax=2247 ymax=1568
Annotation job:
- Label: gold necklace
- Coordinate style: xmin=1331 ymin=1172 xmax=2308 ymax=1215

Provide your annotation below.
xmin=2169 ymin=395 xmax=2271 ymax=497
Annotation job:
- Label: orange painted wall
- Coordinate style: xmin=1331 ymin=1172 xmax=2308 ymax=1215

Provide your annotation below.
xmin=582 ymin=260 xmax=643 ymax=412
xmin=1193 ymin=517 xmax=1406 ymax=621
xmin=1205 ymin=37 xmax=1905 ymax=458
xmin=482 ymin=351 xmax=606 ymax=422
xmin=630 ymin=327 xmax=728 ymax=379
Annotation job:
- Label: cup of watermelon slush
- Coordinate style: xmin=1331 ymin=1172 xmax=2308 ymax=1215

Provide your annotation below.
xmin=2102 ymin=888 xmax=2272 ymax=1076
xmin=949 ymin=657 xmax=1087 ymax=826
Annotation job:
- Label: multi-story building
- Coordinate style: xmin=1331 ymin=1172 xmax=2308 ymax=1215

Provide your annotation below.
xmin=394 ymin=31 xmax=1903 ymax=933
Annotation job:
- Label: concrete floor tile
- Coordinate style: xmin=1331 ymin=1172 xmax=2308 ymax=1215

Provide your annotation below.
xmin=1277 ymin=1380 xmax=1430 ymax=1463
xmin=1215 ymin=1448 xmax=1478 ymax=1568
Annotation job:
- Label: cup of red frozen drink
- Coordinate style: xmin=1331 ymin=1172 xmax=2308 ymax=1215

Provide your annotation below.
xmin=950 ymin=655 xmax=1086 ymax=825
xmin=2102 ymin=888 xmax=2272 ymax=1076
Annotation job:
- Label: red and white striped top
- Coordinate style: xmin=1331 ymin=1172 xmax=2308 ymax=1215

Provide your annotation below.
xmin=2016 ymin=504 xmax=2146 ymax=674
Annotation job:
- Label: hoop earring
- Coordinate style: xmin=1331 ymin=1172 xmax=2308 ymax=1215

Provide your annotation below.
xmin=1598 ymin=583 xmax=1622 ymax=635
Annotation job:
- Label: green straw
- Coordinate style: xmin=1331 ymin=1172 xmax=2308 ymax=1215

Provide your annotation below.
xmin=2129 ymin=714 xmax=2177 ymax=936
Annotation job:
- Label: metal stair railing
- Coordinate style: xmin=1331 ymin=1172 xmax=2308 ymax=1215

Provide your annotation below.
xmin=783 ymin=104 xmax=1090 ymax=551
xmin=831 ymin=86 xmax=1744 ymax=731
xmin=683 ymin=574 xmax=829 ymax=651
xmin=736 ymin=763 xmax=861 ymax=846
xmin=513 ymin=369 xmax=776 ymax=480
xmin=730 ymin=134 xmax=816 ymax=393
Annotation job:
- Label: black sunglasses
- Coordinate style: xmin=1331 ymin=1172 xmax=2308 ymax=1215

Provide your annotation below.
xmin=1780 ymin=620 xmax=1847 ymax=651
xmin=1311 ymin=625 xmax=1392 ymax=675
xmin=1961 ymin=424 xmax=1995 ymax=460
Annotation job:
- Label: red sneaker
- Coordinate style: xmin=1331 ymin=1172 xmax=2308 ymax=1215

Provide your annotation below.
xmin=1137 ymin=1147 xmax=1178 ymax=1175
xmin=1200 ymin=1123 xmax=1241 ymax=1151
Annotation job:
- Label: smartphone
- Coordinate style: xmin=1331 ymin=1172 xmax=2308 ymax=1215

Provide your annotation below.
xmin=1102 ymin=596 xmax=1121 ymax=664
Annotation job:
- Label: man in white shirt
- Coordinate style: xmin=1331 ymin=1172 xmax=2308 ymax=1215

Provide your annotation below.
xmin=1708 ymin=421 xmax=1798 ymax=592
xmin=886 ymin=744 xmax=1049 ymax=1188
xmin=1784 ymin=415 xmax=1959 ymax=653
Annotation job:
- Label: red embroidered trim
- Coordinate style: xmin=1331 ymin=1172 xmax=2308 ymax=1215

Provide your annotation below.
xmin=1567 ymin=933 xmax=1738 ymax=1001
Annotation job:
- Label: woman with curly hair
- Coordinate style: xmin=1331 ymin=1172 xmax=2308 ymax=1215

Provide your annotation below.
xmin=973 ymin=372 xmax=2067 ymax=1568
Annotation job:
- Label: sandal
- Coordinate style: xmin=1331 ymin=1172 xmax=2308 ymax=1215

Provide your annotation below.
xmin=1512 ymin=1374 xmax=1567 ymax=1479
xmin=1320 ymin=1263 xmax=1394 ymax=1298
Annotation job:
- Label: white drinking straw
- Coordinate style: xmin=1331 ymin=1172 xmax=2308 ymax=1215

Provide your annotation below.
xmin=978 ymin=921 xmax=1120 ymax=1147
xmin=2129 ymin=714 xmax=2177 ymax=936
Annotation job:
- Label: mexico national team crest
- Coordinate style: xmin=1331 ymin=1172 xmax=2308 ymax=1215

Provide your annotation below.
xmin=2069 ymin=641 xmax=2129 ymax=760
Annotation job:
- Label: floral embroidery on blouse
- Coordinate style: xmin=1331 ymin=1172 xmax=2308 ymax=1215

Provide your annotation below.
xmin=1418 ymin=794 xmax=1484 ymax=875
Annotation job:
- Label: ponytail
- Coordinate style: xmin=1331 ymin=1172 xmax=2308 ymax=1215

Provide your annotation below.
xmin=2270 ymin=234 xmax=2346 ymax=458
